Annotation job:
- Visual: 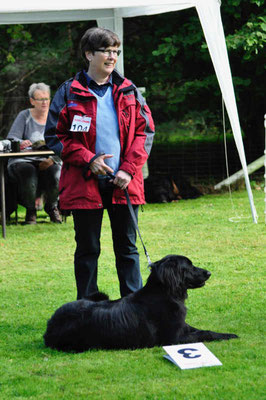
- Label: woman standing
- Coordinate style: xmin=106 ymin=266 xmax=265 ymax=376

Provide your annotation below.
xmin=45 ymin=27 xmax=155 ymax=299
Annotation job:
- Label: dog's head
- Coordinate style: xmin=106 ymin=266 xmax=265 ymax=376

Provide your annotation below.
xmin=149 ymin=255 xmax=211 ymax=299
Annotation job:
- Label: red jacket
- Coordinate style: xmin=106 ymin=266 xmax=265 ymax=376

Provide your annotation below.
xmin=45 ymin=70 xmax=155 ymax=209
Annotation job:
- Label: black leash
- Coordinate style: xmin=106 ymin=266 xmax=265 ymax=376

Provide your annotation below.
xmin=107 ymin=172 xmax=152 ymax=267
xmin=82 ymin=160 xmax=152 ymax=267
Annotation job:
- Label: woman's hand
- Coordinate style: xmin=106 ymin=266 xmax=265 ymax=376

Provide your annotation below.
xmin=90 ymin=154 xmax=114 ymax=175
xmin=20 ymin=140 xmax=32 ymax=150
xmin=113 ymin=170 xmax=132 ymax=190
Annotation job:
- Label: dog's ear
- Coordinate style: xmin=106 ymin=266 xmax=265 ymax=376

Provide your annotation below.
xmin=152 ymin=257 xmax=183 ymax=298
xmin=83 ymin=291 xmax=109 ymax=302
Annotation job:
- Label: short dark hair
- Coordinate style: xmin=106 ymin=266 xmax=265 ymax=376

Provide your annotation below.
xmin=80 ymin=27 xmax=121 ymax=65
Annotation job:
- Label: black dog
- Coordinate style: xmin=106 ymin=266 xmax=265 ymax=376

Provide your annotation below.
xmin=44 ymin=255 xmax=238 ymax=352
xmin=144 ymin=174 xmax=202 ymax=203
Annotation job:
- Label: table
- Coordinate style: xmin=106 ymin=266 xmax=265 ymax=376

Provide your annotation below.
xmin=0 ymin=150 xmax=54 ymax=238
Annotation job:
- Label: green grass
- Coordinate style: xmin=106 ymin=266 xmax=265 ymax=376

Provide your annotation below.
xmin=0 ymin=189 xmax=265 ymax=399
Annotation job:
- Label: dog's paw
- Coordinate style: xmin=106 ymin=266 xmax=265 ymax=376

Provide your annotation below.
xmin=224 ymin=333 xmax=239 ymax=340
xmin=230 ymin=333 xmax=239 ymax=339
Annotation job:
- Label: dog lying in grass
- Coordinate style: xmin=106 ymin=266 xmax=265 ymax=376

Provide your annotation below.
xmin=144 ymin=174 xmax=202 ymax=203
xmin=44 ymin=255 xmax=238 ymax=352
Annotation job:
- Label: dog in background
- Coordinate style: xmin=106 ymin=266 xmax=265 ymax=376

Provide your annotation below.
xmin=144 ymin=174 xmax=202 ymax=203
xmin=44 ymin=255 xmax=238 ymax=352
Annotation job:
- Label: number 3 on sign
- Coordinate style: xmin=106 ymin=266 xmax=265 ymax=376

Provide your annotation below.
xmin=177 ymin=348 xmax=201 ymax=359
xmin=163 ymin=343 xmax=222 ymax=369
xmin=70 ymin=115 xmax=91 ymax=133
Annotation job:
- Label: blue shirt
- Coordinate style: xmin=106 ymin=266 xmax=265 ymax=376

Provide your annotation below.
xmin=84 ymin=70 xmax=112 ymax=97
xmin=85 ymin=71 xmax=120 ymax=174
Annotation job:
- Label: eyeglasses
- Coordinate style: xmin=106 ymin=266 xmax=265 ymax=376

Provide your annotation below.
xmin=32 ymin=98 xmax=50 ymax=102
xmin=94 ymin=49 xmax=121 ymax=57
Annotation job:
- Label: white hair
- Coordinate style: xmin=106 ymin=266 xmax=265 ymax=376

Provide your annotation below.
xmin=28 ymin=83 xmax=50 ymax=99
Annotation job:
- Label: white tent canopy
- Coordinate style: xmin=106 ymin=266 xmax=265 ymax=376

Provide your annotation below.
xmin=0 ymin=0 xmax=258 ymax=222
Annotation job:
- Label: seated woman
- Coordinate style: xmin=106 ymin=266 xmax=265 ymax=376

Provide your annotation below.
xmin=6 ymin=82 xmax=62 ymax=224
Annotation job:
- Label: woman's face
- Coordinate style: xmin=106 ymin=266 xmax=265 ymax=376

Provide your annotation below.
xmin=30 ymin=90 xmax=50 ymax=112
xmin=86 ymin=47 xmax=119 ymax=79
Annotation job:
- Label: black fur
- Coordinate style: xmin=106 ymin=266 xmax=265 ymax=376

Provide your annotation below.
xmin=44 ymin=255 xmax=238 ymax=352
xmin=144 ymin=174 xmax=202 ymax=203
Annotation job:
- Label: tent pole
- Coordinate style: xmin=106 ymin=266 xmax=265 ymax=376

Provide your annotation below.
xmin=196 ymin=0 xmax=258 ymax=223
xmin=264 ymin=114 xmax=266 ymax=223
xmin=97 ymin=13 xmax=124 ymax=76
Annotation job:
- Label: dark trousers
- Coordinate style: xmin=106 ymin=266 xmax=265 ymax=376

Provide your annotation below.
xmin=9 ymin=161 xmax=60 ymax=210
xmin=72 ymin=180 xmax=142 ymax=299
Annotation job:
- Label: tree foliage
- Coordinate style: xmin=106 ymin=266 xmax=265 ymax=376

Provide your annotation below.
xmin=123 ymin=0 xmax=265 ymax=148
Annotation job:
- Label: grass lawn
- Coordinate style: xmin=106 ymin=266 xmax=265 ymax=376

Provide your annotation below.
xmin=0 ymin=189 xmax=265 ymax=399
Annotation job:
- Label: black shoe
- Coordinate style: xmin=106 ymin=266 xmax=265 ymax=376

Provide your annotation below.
xmin=46 ymin=206 xmax=62 ymax=224
xmin=25 ymin=208 xmax=37 ymax=225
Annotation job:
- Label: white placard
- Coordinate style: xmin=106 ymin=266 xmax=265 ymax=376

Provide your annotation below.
xmin=163 ymin=343 xmax=222 ymax=370
xmin=70 ymin=115 xmax=91 ymax=132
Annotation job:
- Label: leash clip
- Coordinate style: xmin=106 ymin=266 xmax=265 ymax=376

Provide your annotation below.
xmin=147 ymin=255 xmax=152 ymax=270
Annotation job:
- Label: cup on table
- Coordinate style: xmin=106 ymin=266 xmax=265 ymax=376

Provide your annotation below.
xmin=11 ymin=140 xmax=20 ymax=153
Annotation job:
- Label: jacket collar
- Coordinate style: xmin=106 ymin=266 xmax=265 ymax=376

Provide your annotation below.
xmin=70 ymin=71 xmax=89 ymax=94
xmin=71 ymin=70 xmax=133 ymax=94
